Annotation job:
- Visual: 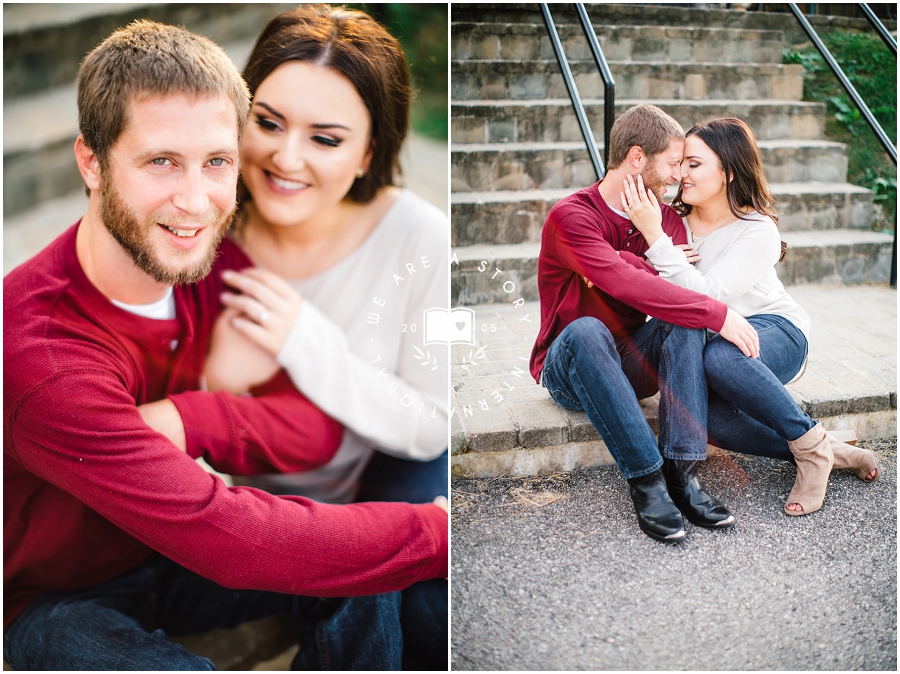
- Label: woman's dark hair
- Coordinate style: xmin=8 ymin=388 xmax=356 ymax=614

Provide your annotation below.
xmin=672 ymin=117 xmax=786 ymax=262
xmin=241 ymin=4 xmax=410 ymax=203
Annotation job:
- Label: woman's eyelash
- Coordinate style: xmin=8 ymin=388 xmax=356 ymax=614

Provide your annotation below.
xmin=314 ymin=136 xmax=341 ymax=147
xmin=255 ymin=117 xmax=280 ymax=131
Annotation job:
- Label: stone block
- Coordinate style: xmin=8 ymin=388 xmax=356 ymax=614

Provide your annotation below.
xmin=471 ymin=33 xmax=500 ymax=60
xmin=669 ymin=38 xmax=691 ymax=62
xmin=486 ymin=118 xmax=516 ymax=143
xmin=460 ymin=403 xmax=517 ymax=453
xmin=684 ymin=74 xmax=707 ymax=100
xmin=451 ymin=116 xmax=485 ymax=144
xmin=509 ymin=400 xmax=569 ymax=447
xmin=509 ymin=74 xmax=547 ymax=99
xmin=501 ymin=34 xmax=539 ymax=60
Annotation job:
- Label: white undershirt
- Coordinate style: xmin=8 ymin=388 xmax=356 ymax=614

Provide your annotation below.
xmin=111 ymin=286 xmax=176 ymax=320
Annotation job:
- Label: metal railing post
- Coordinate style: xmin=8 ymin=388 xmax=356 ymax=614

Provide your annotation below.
xmin=788 ymin=4 xmax=896 ymax=165
xmin=574 ymin=3 xmax=615 ymax=169
xmin=859 ymin=3 xmax=897 ymax=56
xmin=540 ymin=3 xmax=604 ymax=180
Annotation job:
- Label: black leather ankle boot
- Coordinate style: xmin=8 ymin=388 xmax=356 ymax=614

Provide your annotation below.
xmin=626 ymin=469 xmax=686 ymax=542
xmin=663 ymin=458 xmax=735 ymax=529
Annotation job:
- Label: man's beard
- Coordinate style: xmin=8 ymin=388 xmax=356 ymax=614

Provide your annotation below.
xmin=639 ymin=163 xmax=668 ymax=201
xmin=100 ymin=172 xmax=236 ymax=285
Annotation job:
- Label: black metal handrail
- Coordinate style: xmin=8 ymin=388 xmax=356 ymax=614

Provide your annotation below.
xmin=540 ymin=3 xmax=615 ymax=180
xmin=860 ymin=2 xmax=897 ymax=56
xmin=574 ymin=4 xmax=615 ymax=171
xmin=788 ymin=3 xmax=897 ymax=287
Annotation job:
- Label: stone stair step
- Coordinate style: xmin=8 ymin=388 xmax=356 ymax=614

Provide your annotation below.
xmin=451 ymin=284 xmax=897 ymax=477
xmin=451 ymin=228 xmax=889 ymax=305
xmin=780 ymin=229 xmax=894 ymax=285
xmin=451 ymin=182 xmax=872 ymax=247
xmin=3 ymin=39 xmax=257 ymax=217
xmin=452 ymin=22 xmax=785 ymax=64
xmin=452 ymin=60 xmax=804 ymax=102
xmin=451 ymin=139 xmax=849 ymax=193
xmin=2 ymin=3 xmax=292 ymax=98
xmin=450 ymin=3 xmax=893 ymax=38
xmin=452 ymin=99 xmax=825 ymax=144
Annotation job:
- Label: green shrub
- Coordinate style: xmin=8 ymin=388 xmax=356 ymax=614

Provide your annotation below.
xmin=346 ymin=3 xmax=448 ymax=141
xmin=785 ymin=31 xmax=897 ymax=230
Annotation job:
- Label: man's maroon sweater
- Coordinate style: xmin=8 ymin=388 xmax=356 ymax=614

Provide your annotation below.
xmin=530 ymin=181 xmax=729 ymax=382
xmin=3 ymin=223 xmax=447 ymax=629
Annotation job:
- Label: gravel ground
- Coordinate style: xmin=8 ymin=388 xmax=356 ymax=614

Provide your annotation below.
xmin=450 ymin=440 xmax=897 ymax=671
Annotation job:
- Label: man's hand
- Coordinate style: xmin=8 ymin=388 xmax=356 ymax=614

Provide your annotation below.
xmin=718 ymin=309 xmax=760 ymax=358
xmin=676 ymin=243 xmax=700 ymax=264
xmin=138 ymin=399 xmax=187 ymax=452
xmin=433 ymin=496 xmax=448 ymax=512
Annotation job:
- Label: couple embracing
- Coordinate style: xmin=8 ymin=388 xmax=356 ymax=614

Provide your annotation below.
xmin=531 ymin=104 xmax=879 ymax=543
xmin=5 ymin=5 xmax=447 ymax=671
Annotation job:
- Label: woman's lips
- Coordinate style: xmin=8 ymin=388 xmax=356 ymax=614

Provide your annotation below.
xmin=264 ymin=170 xmax=309 ymax=194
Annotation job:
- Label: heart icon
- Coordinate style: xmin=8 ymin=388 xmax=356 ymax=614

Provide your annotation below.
xmin=455 ymin=322 xmax=467 ymax=331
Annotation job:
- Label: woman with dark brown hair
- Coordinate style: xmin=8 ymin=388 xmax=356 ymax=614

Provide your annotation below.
xmin=621 ymin=117 xmax=877 ymax=518
xmin=200 ymin=5 xmax=448 ymax=667
xmin=200 ymin=4 xmax=449 ymax=504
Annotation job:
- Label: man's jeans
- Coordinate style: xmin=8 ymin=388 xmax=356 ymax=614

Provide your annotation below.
xmin=357 ymin=449 xmax=449 ymax=671
xmin=542 ymin=316 xmax=708 ymax=479
xmin=3 ymin=554 xmax=402 ymax=670
xmin=706 ymin=314 xmax=815 ymax=463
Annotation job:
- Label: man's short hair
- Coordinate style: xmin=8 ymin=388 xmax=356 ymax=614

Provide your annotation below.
xmin=607 ymin=104 xmax=685 ymax=170
xmin=77 ymin=20 xmax=251 ymax=170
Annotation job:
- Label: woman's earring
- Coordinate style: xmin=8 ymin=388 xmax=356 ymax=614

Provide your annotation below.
xmin=356 ymin=168 xmax=365 ymax=179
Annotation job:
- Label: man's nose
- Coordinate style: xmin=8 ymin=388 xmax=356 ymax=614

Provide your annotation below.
xmin=173 ymin=167 xmax=209 ymax=216
xmin=671 ymin=163 xmax=682 ymax=182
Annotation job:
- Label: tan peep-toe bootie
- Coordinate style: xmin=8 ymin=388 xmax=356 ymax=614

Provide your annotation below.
xmin=826 ymin=429 xmax=857 ymax=446
xmin=785 ymin=423 xmax=833 ymax=516
xmin=830 ymin=440 xmax=879 ymax=482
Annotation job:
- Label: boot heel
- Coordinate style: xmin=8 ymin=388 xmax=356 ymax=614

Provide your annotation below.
xmin=785 ymin=423 xmax=833 ymax=516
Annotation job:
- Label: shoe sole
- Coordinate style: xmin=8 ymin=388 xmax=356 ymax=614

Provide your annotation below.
xmin=685 ymin=514 xmax=736 ymax=529
xmin=638 ymin=525 xmax=687 ymax=543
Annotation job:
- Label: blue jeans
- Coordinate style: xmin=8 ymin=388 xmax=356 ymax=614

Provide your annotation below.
xmin=3 ymin=554 xmax=402 ymax=670
xmin=706 ymin=314 xmax=815 ymax=462
xmin=357 ymin=449 xmax=448 ymax=671
xmin=542 ymin=317 xmax=709 ymax=479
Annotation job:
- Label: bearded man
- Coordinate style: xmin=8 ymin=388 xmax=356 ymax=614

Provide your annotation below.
xmin=3 ymin=20 xmax=446 ymax=670
xmin=530 ymin=104 xmax=761 ymax=543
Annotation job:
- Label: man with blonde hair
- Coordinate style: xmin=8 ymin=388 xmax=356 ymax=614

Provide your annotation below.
xmin=4 ymin=20 xmax=446 ymax=670
xmin=531 ymin=104 xmax=760 ymax=542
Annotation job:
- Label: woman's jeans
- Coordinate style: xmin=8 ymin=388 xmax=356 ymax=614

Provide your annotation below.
xmin=706 ymin=314 xmax=815 ymax=463
xmin=541 ymin=316 xmax=709 ymax=479
xmin=3 ymin=554 xmax=401 ymax=671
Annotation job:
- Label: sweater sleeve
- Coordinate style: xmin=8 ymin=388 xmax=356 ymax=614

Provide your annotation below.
xmin=275 ymin=302 xmax=448 ymax=460
xmin=9 ymin=372 xmax=447 ymax=595
xmin=644 ymin=219 xmax=782 ymax=305
xmin=168 ymin=371 xmax=343 ymax=476
xmin=551 ymin=207 xmax=728 ymax=332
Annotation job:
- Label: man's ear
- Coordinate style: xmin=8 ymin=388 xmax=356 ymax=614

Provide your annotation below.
xmin=626 ymin=145 xmax=645 ymax=170
xmin=74 ymin=135 xmax=101 ymax=192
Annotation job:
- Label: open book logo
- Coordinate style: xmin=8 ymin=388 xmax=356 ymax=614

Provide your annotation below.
xmin=424 ymin=307 xmax=474 ymax=345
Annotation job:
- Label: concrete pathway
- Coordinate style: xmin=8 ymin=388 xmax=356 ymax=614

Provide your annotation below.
xmin=451 ymin=283 xmax=897 ymax=478
xmin=450 ymin=439 xmax=897 ymax=670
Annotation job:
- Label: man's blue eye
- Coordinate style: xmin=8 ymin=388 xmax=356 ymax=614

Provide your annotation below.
xmin=151 ymin=158 xmax=168 ymax=165
xmin=209 ymin=158 xmax=225 ymax=167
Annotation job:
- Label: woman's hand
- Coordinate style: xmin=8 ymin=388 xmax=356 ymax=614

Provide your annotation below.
xmin=622 ymin=174 xmax=664 ymax=247
xmin=205 ymin=307 xmax=281 ymax=394
xmin=676 ymin=243 xmax=701 ymax=265
xmin=220 ymin=268 xmax=303 ymax=357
